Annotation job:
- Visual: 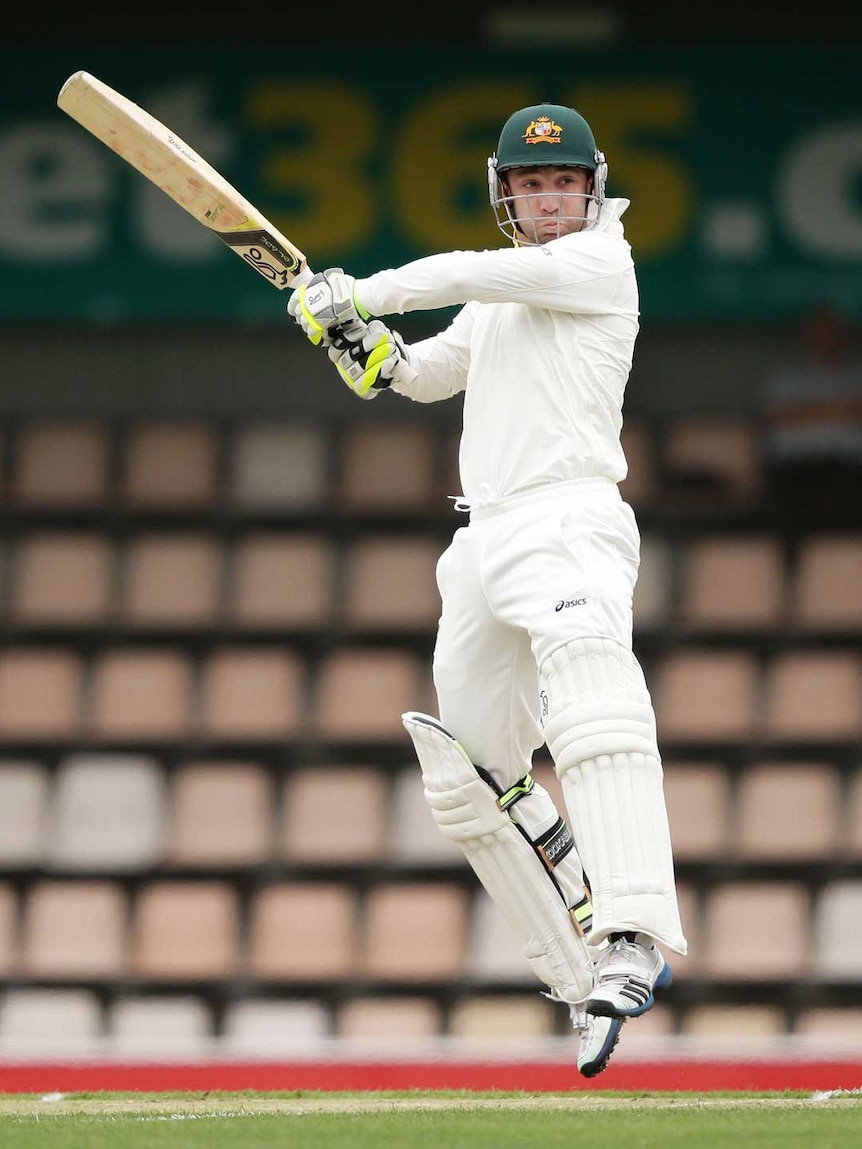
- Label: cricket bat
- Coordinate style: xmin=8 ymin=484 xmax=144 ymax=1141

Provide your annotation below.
xmin=57 ymin=70 xmax=313 ymax=290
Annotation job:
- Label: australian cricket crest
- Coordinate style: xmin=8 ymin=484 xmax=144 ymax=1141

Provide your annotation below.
xmin=523 ymin=116 xmax=563 ymax=146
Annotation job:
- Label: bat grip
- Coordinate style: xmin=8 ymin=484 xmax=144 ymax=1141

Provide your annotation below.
xmin=292 ymin=266 xmax=315 ymax=288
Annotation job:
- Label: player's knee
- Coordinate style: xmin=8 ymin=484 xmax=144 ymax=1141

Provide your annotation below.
xmin=538 ymin=637 xmax=660 ymax=778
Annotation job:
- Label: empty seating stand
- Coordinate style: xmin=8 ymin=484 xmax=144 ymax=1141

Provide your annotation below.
xmin=0 ymin=412 xmax=859 ymax=1053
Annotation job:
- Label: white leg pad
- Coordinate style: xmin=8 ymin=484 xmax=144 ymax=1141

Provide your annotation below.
xmin=402 ymin=711 xmax=594 ymax=1004
xmin=540 ymin=638 xmax=687 ymax=954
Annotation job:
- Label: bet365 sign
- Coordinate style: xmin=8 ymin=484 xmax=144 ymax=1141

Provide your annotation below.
xmin=0 ymin=47 xmax=859 ymax=320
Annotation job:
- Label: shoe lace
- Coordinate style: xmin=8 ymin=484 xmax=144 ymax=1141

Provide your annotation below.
xmin=608 ymin=939 xmax=639 ymax=962
xmin=570 ymin=1006 xmax=592 ymax=1033
xmin=540 ymin=989 xmax=591 ymax=1033
xmin=599 ymin=939 xmax=652 ymax=981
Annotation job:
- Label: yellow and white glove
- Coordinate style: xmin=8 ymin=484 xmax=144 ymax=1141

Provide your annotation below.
xmin=328 ymin=319 xmax=417 ymax=399
xmin=287 ymin=268 xmax=369 ymax=346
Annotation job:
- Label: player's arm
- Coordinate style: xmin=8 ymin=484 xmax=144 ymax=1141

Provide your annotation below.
xmin=357 ymin=239 xmax=635 ymax=317
xmin=323 ymin=306 xmax=472 ymax=404
xmin=288 ymin=270 xmax=471 ymax=403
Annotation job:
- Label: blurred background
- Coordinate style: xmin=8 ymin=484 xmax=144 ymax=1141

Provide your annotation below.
xmin=0 ymin=3 xmax=859 ymax=1065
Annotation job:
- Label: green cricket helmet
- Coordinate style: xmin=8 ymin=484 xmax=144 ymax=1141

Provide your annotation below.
xmin=488 ymin=103 xmax=608 ymax=241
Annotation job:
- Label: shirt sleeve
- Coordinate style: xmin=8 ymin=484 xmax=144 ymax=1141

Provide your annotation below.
xmin=388 ymin=303 xmax=475 ymax=404
xmin=356 ymin=233 xmax=634 ymax=319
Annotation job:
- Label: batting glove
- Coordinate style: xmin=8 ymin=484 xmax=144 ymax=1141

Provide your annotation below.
xmin=328 ymin=319 xmax=417 ymax=399
xmin=287 ymin=268 xmax=370 ymax=346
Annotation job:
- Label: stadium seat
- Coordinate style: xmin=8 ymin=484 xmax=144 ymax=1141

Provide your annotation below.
xmin=0 ymin=760 xmax=49 ymax=867
xmin=812 ymin=881 xmax=862 ymax=980
xmin=313 ymin=648 xmax=422 ymax=740
xmin=341 ymin=535 xmax=442 ymax=629
xmin=677 ymin=535 xmax=784 ymax=629
xmin=121 ymin=421 xmax=219 ymax=507
xmin=0 ymin=648 xmax=82 ymax=738
xmin=762 ymin=651 xmax=862 ymax=740
xmin=12 ymin=420 xmax=110 ymax=507
xmin=336 ymin=422 xmax=438 ymax=510
xmin=229 ymin=532 xmax=335 ymax=629
xmin=448 ymin=995 xmax=555 ymax=1040
xmin=358 ymin=882 xmax=470 ymax=981
xmin=0 ymin=884 xmax=18 ymax=975
xmin=130 ymin=881 xmax=240 ymax=980
xmin=336 ymin=996 xmax=441 ymax=1041
xmin=119 ymin=533 xmax=222 ymax=627
xmin=0 ymin=988 xmax=102 ymax=1048
xmin=700 ymin=882 xmax=810 ymax=980
xmin=439 ymin=429 xmax=461 ymax=502
xmin=166 ymin=761 xmax=273 ymax=867
xmin=632 ymin=532 xmax=673 ymax=629
xmin=220 ymin=998 xmax=331 ymax=1050
xmin=668 ymin=882 xmax=701 ymax=979
xmin=795 ymin=1007 xmax=862 ymax=1045
xmin=616 ymin=1003 xmax=676 ymax=1041
xmin=108 ymin=995 xmax=213 ymax=1051
xmin=246 ymin=883 xmax=357 ymax=981
xmin=790 ymin=533 xmax=862 ymax=630
xmin=278 ymin=766 xmax=388 ymax=864
xmin=663 ymin=762 xmax=731 ymax=862
xmin=230 ymin=422 xmax=328 ymax=510
xmin=46 ymin=752 xmax=166 ymax=870
xmin=19 ymin=880 xmax=127 ymax=978
xmin=734 ymin=761 xmax=841 ymax=861
xmin=88 ymin=648 xmax=193 ymax=739
xmin=653 ymin=649 xmax=759 ymax=741
xmin=387 ymin=765 xmax=464 ymax=865
xmin=466 ymin=892 xmax=532 ymax=984
xmin=681 ymin=1004 xmax=786 ymax=1040
xmin=619 ymin=418 xmax=658 ymax=509
xmin=197 ymin=647 xmax=306 ymax=739
xmin=844 ymin=769 xmax=862 ymax=858
xmin=12 ymin=531 xmax=112 ymax=624
xmin=662 ymin=417 xmax=762 ymax=507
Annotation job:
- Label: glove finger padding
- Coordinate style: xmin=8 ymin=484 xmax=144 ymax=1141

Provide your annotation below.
xmin=288 ymin=268 xmax=369 ymax=346
xmin=328 ymin=319 xmax=412 ymax=399
xmin=330 ymin=318 xmax=374 ymax=353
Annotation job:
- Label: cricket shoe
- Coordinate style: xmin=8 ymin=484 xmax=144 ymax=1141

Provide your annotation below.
xmin=586 ymin=933 xmax=672 ymax=1019
xmin=571 ymin=1004 xmax=624 ymax=1079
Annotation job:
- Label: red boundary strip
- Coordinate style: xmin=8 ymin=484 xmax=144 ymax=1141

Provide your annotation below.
xmin=1 ymin=1060 xmax=860 ymax=1093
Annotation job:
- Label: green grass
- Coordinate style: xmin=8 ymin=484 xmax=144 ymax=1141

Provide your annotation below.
xmin=0 ymin=1091 xmax=858 ymax=1149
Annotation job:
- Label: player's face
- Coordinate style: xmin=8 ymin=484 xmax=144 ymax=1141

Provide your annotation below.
xmin=503 ymin=166 xmax=594 ymax=243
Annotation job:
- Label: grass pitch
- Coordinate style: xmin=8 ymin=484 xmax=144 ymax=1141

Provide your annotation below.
xmin=0 ymin=1090 xmax=859 ymax=1148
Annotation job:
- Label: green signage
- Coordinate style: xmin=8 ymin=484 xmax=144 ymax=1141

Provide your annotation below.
xmin=0 ymin=48 xmax=859 ymax=321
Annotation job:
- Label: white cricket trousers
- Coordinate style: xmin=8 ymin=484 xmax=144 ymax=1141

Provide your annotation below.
xmin=432 ymin=478 xmax=643 ymax=788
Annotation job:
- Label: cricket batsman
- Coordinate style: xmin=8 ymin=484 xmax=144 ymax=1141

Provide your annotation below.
xmin=288 ymin=102 xmax=687 ymax=1077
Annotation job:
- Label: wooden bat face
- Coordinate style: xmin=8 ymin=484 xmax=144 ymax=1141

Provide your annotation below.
xmin=58 ymin=70 xmax=311 ymax=290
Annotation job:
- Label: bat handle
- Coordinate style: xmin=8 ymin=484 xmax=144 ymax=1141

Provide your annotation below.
xmin=291 ymin=266 xmax=315 ymax=288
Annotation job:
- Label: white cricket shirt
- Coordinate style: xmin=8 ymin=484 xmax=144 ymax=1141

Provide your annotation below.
xmin=354 ymin=199 xmax=638 ymax=504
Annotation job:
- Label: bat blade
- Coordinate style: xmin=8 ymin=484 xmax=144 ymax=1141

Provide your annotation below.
xmin=57 ymin=70 xmax=311 ymax=289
